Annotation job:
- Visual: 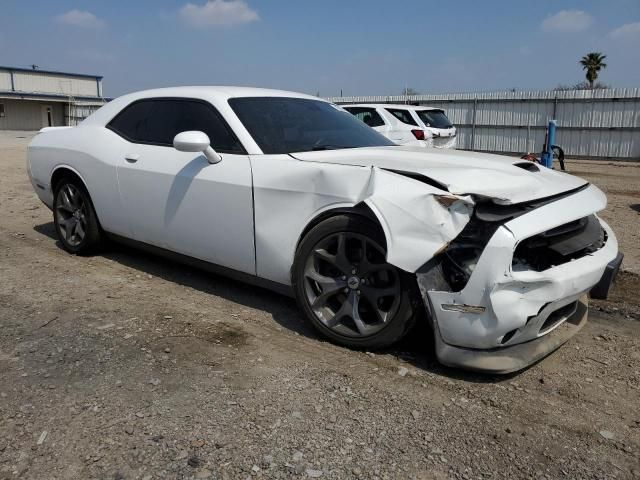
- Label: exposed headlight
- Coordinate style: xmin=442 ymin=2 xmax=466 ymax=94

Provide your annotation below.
xmin=435 ymin=195 xmax=462 ymax=207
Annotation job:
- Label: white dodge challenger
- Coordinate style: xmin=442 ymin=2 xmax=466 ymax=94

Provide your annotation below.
xmin=27 ymin=87 xmax=622 ymax=373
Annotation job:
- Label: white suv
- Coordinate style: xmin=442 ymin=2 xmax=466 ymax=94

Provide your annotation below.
xmin=343 ymin=104 xmax=456 ymax=149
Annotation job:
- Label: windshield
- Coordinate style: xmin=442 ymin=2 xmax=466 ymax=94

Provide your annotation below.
xmin=228 ymin=97 xmax=396 ymax=154
xmin=416 ymin=110 xmax=453 ymax=129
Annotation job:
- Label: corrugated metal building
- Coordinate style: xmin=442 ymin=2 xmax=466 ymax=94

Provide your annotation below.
xmin=328 ymin=88 xmax=640 ymax=160
xmin=0 ymin=66 xmax=108 ymax=130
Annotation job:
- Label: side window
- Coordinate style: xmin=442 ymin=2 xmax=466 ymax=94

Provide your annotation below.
xmin=139 ymin=100 xmax=180 ymax=145
xmin=385 ymin=108 xmax=418 ymax=126
xmin=108 ymin=98 xmax=245 ymax=154
xmin=344 ymin=107 xmax=385 ymax=128
xmin=107 ymin=100 xmax=154 ymax=142
xmin=177 ymin=101 xmax=244 ymax=154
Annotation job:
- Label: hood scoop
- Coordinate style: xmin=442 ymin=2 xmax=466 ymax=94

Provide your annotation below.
xmin=512 ymin=161 xmax=540 ymax=172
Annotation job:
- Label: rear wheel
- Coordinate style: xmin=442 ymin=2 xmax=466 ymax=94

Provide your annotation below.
xmin=292 ymin=215 xmax=415 ymax=349
xmin=53 ymin=178 xmax=102 ymax=254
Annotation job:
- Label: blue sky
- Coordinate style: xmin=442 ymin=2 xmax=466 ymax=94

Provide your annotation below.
xmin=1 ymin=0 xmax=639 ymax=97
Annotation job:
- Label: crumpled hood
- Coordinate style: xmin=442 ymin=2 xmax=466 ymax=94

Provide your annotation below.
xmin=290 ymin=146 xmax=588 ymax=204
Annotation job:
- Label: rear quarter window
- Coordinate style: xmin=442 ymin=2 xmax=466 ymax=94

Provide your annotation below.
xmin=107 ymin=98 xmax=245 ymax=154
xmin=385 ymin=108 xmax=418 ymax=126
xmin=416 ymin=110 xmax=454 ymax=129
xmin=107 ymin=101 xmax=154 ymax=143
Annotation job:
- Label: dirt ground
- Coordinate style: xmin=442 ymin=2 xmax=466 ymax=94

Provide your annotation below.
xmin=565 ymin=159 xmax=640 ymax=275
xmin=1 ymin=131 xmax=639 ymax=480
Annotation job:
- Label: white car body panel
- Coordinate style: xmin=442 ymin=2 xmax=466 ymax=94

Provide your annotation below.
xmin=116 ymin=144 xmax=255 ymax=274
xmin=251 ymin=157 xmax=472 ymax=284
xmin=289 ymin=147 xmax=587 ymax=205
xmin=27 ymin=86 xmax=620 ymax=373
xmin=29 ymin=127 xmax=130 ymax=235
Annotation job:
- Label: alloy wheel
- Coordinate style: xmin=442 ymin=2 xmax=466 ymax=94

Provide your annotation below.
xmin=55 ymin=184 xmax=88 ymax=247
xmin=303 ymin=232 xmax=402 ymax=338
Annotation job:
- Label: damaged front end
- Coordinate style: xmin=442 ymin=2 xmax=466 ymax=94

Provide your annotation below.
xmin=252 ymin=152 xmax=619 ymax=374
xmin=415 ymin=184 xmax=620 ymax=374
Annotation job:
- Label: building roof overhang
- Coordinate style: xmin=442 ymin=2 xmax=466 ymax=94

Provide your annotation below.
xmin=0 ymin=90 xmax=110 ymax=104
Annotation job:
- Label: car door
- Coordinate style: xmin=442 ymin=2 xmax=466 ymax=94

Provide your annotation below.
xmin=369 ymin=107 xmax=395 ymax=139
xmin=107 ymin=98 xmax=256 ymax=275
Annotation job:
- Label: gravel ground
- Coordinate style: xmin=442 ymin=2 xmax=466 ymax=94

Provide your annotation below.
xmin=564 ymin=159 xmax=640 ymax=275
xmin=1 ymin=131 xmax=639 ymax=480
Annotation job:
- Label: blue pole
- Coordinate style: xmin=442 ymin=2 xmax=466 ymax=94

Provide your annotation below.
xmin=541 ymin=120 xmax=556 ymax=168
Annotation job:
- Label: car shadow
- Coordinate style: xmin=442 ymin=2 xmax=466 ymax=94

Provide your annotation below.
xmin=33 ymin=222 xmax=64 ymax=249
xmin=631 ymin=203 xmax=640 ymax=213
xmin=33 ymin=220 xmax=519 ymax=383
xmin=163 ymin=155 xmax=209 ymax=227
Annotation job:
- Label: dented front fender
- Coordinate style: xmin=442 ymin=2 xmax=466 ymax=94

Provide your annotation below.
xmin=250 ymin=155 xmax=473 ymax=285
xmin=362 ymin=167 xmax=473 ymax=272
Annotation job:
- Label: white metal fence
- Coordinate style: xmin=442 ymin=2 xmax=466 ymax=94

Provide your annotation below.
xmin=327 ymin=88 xmax=640 ymax=160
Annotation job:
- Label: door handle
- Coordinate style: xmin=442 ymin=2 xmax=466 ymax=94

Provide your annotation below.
xmin=125 ymin=154 xmax=140 ymax=163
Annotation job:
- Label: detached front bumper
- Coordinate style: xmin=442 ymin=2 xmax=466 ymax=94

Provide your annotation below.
xmin=590 ymin=252 xmax=623 ymax=299
xmin=419 ymin=184 xmax=620 ymax=373
xmin=434 ymin=295 xmax=588 ymax=374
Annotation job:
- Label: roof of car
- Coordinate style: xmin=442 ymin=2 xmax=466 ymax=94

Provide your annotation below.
xmin=343 ymin=103 xmax=442 ymax=111
xmin=81 ymin=86 xmax=323 ymax=126
xmin=122 ymin=86 xmax=320 ymax=101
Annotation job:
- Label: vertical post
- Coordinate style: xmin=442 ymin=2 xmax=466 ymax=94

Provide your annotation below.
xmin=541 ymin=120 xmax=556 ymax=168
xmin=9 ymin=70 xmax=15 ymax=91
xmin=470 ymin=97 xmax=478 ymax=150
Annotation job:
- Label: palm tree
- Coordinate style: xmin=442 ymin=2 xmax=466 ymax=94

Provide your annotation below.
xmin=579 ymin=52 xmax=607 ymax=89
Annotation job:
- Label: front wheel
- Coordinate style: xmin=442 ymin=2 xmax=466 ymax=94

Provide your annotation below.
xmin=292 ymin=215 xmax=416 ymax=349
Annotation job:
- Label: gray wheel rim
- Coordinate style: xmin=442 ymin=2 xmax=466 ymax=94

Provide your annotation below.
xmin=55 ymin=184 xmax=87 ymax=247
xmin=303 ymin=232 xmax=401 ymax=338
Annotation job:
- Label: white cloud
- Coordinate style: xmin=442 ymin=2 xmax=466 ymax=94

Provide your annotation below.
xmin=541 ymin=10 xmax=593 ymax=33
xmin=180 ymin=0 xmax=259 ymax=28
xmin=55 ymin=10 xmax=105 ymax=29
xmin=609 ymin=22 xmax=640 ymax=40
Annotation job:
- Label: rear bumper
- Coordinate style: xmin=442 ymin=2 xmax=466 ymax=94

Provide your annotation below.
xmin=432 ymin=135 xmax=457 ymax=149
xmin=434 ymin=295 xmax=588 ymax=374
xmin=400 ymin=138 xmax=435 ymax=148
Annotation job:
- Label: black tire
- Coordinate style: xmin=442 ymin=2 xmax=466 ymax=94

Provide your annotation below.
xmin=292 ymin=214 xmax=416 ymax=349
xmin=53 ymin=177 xmax=103 ymax=255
